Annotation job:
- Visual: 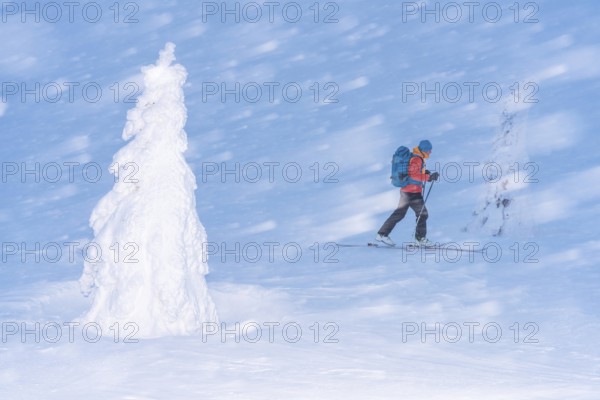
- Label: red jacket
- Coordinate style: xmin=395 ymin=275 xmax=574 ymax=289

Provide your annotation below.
xmin=402 ymin=147 xmax=430 ymax=193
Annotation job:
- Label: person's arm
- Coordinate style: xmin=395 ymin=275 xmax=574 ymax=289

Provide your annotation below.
xmin=408 ymin=157 xmax=429 ymax=183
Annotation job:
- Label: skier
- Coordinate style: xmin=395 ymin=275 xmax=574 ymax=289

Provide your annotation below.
xmin=375 ymin=139 xmax=439 ymax=247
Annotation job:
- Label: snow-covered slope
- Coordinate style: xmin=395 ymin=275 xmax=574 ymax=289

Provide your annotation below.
xmin=1 ymin=1 xmax=599 ymax=398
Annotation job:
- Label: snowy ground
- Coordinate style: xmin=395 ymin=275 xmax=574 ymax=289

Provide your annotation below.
xmin=1 ymin=0 xmax=600 ymax=398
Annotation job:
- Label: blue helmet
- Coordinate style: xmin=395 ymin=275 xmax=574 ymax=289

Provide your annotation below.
xmin=418 ymin=140 xmax=432 ymax=152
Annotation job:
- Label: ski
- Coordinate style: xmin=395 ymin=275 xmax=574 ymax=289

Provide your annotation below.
xmin=335 ymin=242 xmax=487 ymax=253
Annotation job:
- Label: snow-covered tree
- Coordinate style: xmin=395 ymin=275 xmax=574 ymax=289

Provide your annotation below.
xmin=79 ymin=43 xmax=218 ymax=337
xmin=465 ymin=104 xmax=533 ymax=237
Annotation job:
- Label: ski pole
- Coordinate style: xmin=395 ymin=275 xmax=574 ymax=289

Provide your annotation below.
xmin=423 ymin=180 xmax=434 ymax=203
xmin=414 ymin=180 xmax=435 ymax=236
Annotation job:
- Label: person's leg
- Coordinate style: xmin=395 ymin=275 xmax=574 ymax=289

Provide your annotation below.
xmin=378 ymin=192 xmax=410 ymax=236
xmin=408 ymin=194 xmax=428 ymax=240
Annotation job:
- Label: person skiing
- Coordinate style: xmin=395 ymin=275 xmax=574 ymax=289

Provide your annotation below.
xmin=375 ymin=139 xmax=439 ymax=246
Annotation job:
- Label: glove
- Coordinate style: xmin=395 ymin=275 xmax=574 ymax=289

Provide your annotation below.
xmin=425 ymin=169 xmax=431 ymax=175
xmin=428 ymin=172 xmax=439 ymax=182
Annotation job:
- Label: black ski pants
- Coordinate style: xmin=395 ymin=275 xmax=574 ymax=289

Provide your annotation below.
xmin=378 ymin=191 xmax=428 ymax=240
